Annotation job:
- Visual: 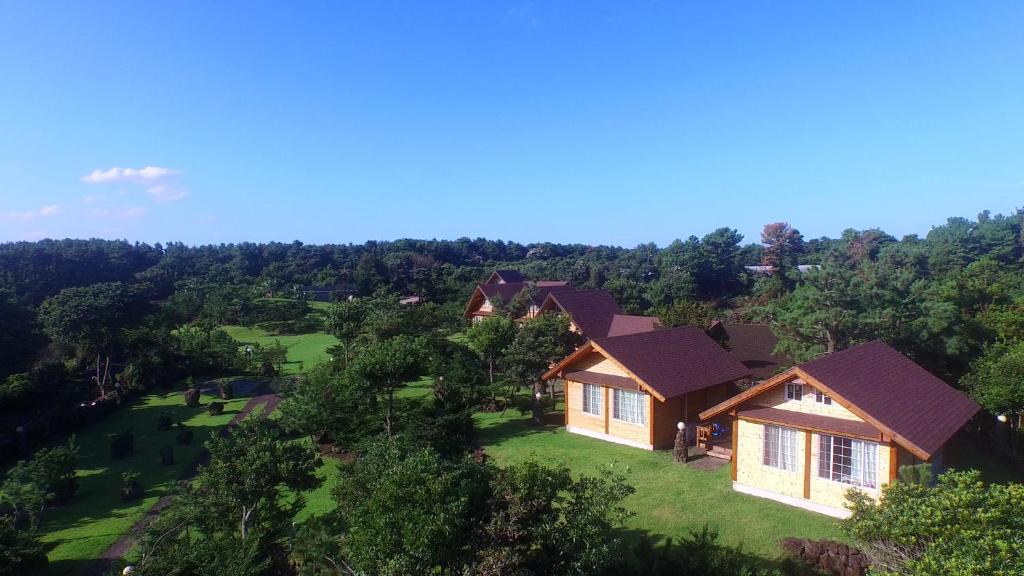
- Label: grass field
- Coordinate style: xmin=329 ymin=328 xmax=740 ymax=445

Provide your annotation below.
xmin=41 ymin=390 xmax=252 ymax=576
xmin=221 ymin=324 xmax=340 ymax=374
xmin=475 ymin=402 xmax=845 ymax=561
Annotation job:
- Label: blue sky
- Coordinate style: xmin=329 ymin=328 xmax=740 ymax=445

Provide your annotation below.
xmin=1 ymin=1 xmax=1022 ymax=247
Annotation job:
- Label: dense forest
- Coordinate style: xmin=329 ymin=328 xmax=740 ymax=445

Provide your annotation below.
xmin=2 ymin=208 xmax=1023 ymax=576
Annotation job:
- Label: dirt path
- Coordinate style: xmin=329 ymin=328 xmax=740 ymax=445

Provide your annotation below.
xmin=91 ymin=393 xmax=280 ymax=574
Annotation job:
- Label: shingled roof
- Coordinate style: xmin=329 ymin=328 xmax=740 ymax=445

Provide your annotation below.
xmin=607 ymin=314 xmax=660 ymax=337
xmin=709 ymin=322 xmax=791 ymax=380
xmin=539 ymin=289 xmax=625 ymax=338
xmin=486 ymin=270 xmax=525 ymax=284
xmin=798 ymin=341 xmax=979 ymax=459
xmin=545 ymin=327 xmax=752 ymax=401
xmin=701 ymin=340 xmax=980 ymax=459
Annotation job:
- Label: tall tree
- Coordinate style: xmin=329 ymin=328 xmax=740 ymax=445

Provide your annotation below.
xmin=346 ymin=336 xmax=424 ymax=436
xmin=465 ymin=316 xmax=517 ymax=390
xmin=37 ymin=282 xmax=149 ymax=396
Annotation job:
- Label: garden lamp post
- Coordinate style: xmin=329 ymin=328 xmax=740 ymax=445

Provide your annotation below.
xmin=532 ymin=391 xmax=544 ymax=425
xmin=674 ymin=421 xmax=688 ymax=463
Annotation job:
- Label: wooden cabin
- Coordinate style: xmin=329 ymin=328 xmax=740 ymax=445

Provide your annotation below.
xmin=542 ymin=327 xmax=752 ymax=450
xmin=699 ymin=341 xmax=980 ymax=518
xmin=484 ymin=269 xmax=526 ymax=284
xmin=537 ymin=289 xmax=659 ymax=339
xmin=707 ymin=321 xmax=791 ymax=382
xmin=463 ymin=281 xmax=572 ymax=323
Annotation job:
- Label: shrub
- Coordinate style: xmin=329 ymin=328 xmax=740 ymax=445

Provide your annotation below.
xmin=120 ymin=471 xmax=143 ymax=501
xmin=218 ymin=381 xmax=233 ymax=400
xmin=32 ymin=437 xmax=79 ymax=503
xmin=157 ymin=413 xmax=173 ymax=431
xmin=183 ymin=387 xmax=201 ymax=407
xmin=176 ymin=424 xmax=193 ymax=445
xmin=159 ymin=446 xmax=174 ymax=466
xmin=208 ymin=401 xmax=225 ymax=416
xmin=108 ymin=429 xmax=134 ymax=459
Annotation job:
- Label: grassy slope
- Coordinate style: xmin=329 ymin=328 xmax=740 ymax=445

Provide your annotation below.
xmin=220 ymin=325 xmax=340 ymax=375
xmin=41 ymin=391 xmax=251 ymax=575
xmin=475 ymin=405 xmax=845 ymax=560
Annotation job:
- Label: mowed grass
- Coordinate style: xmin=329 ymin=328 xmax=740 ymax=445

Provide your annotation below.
xmin=475 ymin=404 xmax=845 ymax=560
xmin=221 ymin=324 xmax=340 ymax=374
xmin=41 ymin=390 xmax=253 ymax=576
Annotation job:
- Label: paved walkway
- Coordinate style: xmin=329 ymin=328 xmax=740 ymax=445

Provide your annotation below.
xmin=91 ymin=393 xmax=281 ymax=574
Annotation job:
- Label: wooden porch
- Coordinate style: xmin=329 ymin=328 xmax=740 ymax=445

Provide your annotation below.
xmin=697 ymin=421 xmax=733 ymax=460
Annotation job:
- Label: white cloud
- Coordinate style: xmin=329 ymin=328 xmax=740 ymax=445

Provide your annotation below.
xmin=146 ymin=183 xmax=189 ymax=203
xmin=82 ymin=165 xmax=189 ymax=203
xmin=82 ymin=166 xmax=181 ymax=184
xmin=83 ymin=195 xmax=99 ymax=203
xmin=3 ymin=204 xmax=61 ymax=221
xmin=91 ymin=206 xmax=147 ymax=219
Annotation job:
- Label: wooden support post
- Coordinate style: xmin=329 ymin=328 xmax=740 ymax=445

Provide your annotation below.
xmin=648 ymin=393 xmax=655 ymax=446
xmin=564 ymin=382 xmax=569 ymax=427
xmin=731 ymin=417 xmax=739 ymax=481
xmin=603 ymin=386 xmax=609 ymax=434
xmin=889 ymin=443 xmax=899 ymax=484
xmin=803 ymin=430 xmax=812 ymax=499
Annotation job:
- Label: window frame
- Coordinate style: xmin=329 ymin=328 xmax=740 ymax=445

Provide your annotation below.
xmin=818 ymin=434 xmax=877 ymax=489
xmin=612 ymin=388 xmax=647 ymax=426
xmin=762 ymin=425 xmax=797 ymax=472
xmin=814 ymin=390 xmax=833 ymax=405
xmin=785 ymin=382 xmax=803 ymax=401
xmin=581 ymin=383 xmax=602 ymax=416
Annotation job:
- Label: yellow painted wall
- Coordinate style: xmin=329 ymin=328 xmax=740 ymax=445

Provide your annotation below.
xmin=734 ymin=419 xmax=805 ymax=499
xmin=735 ymin=419 xmax=892 ymax=512
xmin=758 ymin=378 xmax=862 ymax=421
xmin=576 ymin=354 xmax=632 ymax=378
xmin=565 ymin=380 xmax=606 ymax=435
xmin=564 ymin=379 xmax=652 ymax=447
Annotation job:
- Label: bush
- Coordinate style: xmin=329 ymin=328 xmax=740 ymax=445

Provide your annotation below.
xmin=108 ymin=429 xmax=134 ymax=459
xmin=183 ymin=387 xmax=201 ymax=407
xmin=208 ymin=401 xmax=225 ymax=416
xmin=218 ymin=381 xmax=233 ymax=400
xmin=159 ymin=446 xmax=174 ymax=466
xmin=176 ymin=424 xmax=193 ymax=445
xmin=120 ymin=471 xmax=143 ymax=501
xmin=157 ymin=413 xmax=173 ymax=431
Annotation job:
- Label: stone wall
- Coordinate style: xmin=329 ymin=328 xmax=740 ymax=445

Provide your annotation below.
xmin=782 ymin=538 xmax=869 ymax=576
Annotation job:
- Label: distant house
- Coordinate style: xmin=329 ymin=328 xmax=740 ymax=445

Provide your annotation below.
xmin=536 ymin=289 xmax=658 ymax=339
xmin=744 ymin=265 xmax=820 ymax=276
xmin=543 ymin=327 xmax=752 ymax=450
xmin=708 ymin=321 xmax=791 ymax=381
xmin=398 ymin=295 xmax=422 ymax=306
xmin=484 ymin=269 xmax=526 ymax=284
xmin=463 ymin=271 xmax=572 ymax=323
xmin=296 ymin=285 xmax=355 ymax=302
xmin=699 ymin=341 xmax=980 ymax=518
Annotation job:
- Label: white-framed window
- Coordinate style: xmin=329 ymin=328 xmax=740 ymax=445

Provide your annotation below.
xmin=785 ymin=382 xmax=803 ymax=401
xmin=814 ymin=390 xmax=832 ymax=405
xmin=818 ymin=435 xmax=877 ymax=489
xmin=581 ymin=383 xmax=601 ymax=416
xmin=762 ymin=425 xmax=797 ymax=471
xmin=612 ymin=389 xmax=646 ymax=425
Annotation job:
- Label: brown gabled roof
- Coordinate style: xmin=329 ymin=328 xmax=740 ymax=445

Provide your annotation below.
xmin=479 ymin=282 xmax=530 ymax=302
xmin=701 ymin=341 xmax=981 ymax=460
xmin=563 ymin=370 xmax=640 ymax=391
xmin=799 ymin=341 xmax=980 ymax=459
xmin=540 ymin=289 xmax=624 ymax=338
xmin=607 ymin=314 xmax=659 ymax=337
xmin=486 ymin=270 xmax=525 ymax=284
xmin=709 ymin=322 xmax=791 ymax=380
xmin=738 ymin=406 xmax=880 ymax=441
xmin=532 ymin=284 xmax=575 ymax=307
xmin=543 ymin=327 xmax=752 ymax=401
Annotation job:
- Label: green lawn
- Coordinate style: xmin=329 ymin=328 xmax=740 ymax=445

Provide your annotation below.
xmin=41 ymin=390 xmax=253 ymax=576
xmin=475 ymin=404 xmax=845 ymax=561
xmin=221 ymin=324 xmax=340 ymax=374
